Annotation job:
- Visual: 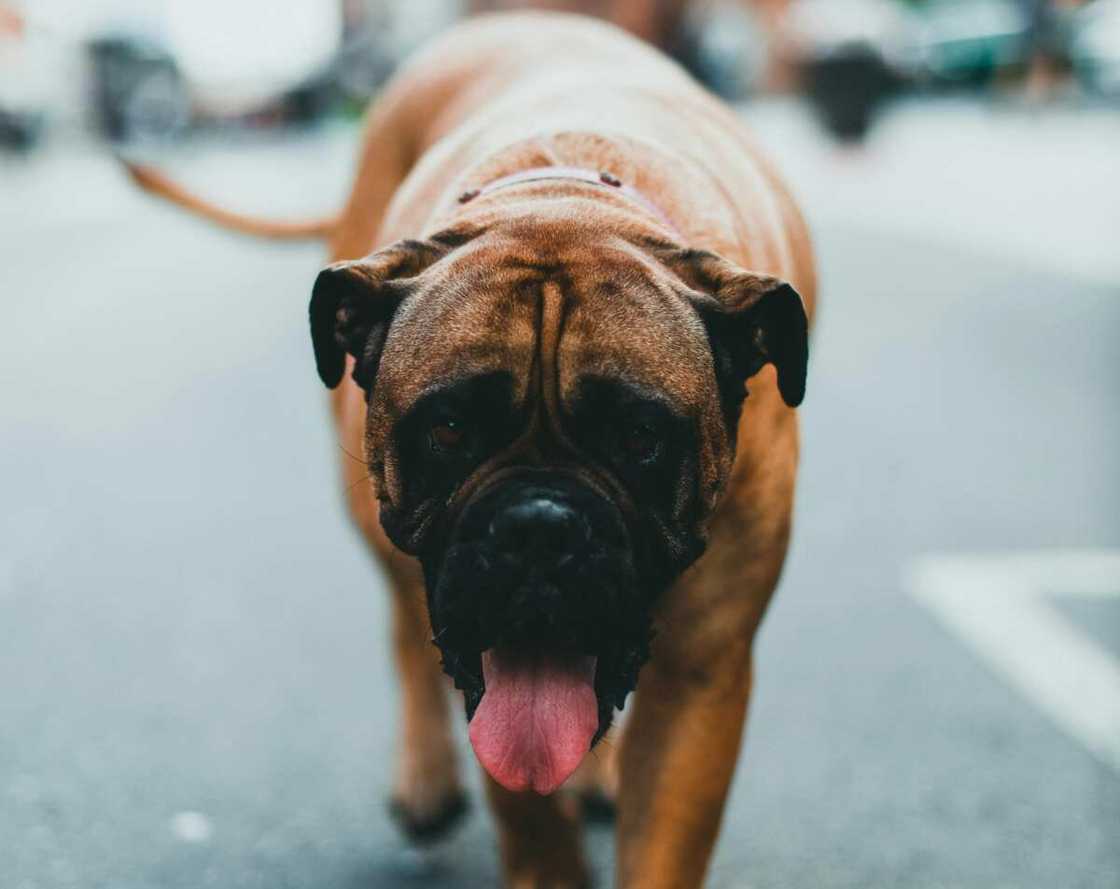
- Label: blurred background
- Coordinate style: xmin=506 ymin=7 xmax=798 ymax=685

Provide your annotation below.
xmin=1 ymin=1 xmax=1117 ymax=887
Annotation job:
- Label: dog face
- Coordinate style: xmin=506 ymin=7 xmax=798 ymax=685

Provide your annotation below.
xmin=310 ymin=207 xmax=806 ymax=792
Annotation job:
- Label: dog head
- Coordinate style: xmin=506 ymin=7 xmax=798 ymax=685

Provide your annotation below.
xmin=309 ymin=208 xmax=807 ymax=792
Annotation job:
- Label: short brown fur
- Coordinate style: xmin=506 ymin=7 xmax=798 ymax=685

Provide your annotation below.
xmin=332 ymin=16 xmax=814 ymax=887
xmin=132 ymin=12 xmax=815 ymax=888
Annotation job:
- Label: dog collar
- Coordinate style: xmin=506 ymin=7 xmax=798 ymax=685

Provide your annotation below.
xmin=458 ymin=165 xmax=680 ymax=237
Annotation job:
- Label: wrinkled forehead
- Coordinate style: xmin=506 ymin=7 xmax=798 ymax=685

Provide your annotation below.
xmin=375 ymin=231 xmax=713 ymax=419
xmin=556 ymin=264 xmax=713 ymax=412
xmin=374 ymin=237 xmax=539 ymax=415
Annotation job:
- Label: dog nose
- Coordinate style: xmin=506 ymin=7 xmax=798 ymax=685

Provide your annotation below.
xmin=489 ymin=497 xmax=587 ymax=564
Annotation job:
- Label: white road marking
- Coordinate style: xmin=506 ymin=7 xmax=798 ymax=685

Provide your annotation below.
xmin=170 ymin=811 xmax=214 ymax=843
xmin=907 ymin=549 xmax=1120 ymax=774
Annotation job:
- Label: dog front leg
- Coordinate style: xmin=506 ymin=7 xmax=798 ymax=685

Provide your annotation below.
xmin=383 ymin=561 xmax=468 ymax=842
xmin=615 ymin=647 xmax=753 ymax=889
xmin=343 ymin=456 xmax=466 ymax=843
xmin=484 ymin=777 xmax=589 ymax=889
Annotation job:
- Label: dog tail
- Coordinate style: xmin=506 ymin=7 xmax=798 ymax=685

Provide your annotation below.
xmin=122 ymin=161 xmax=338 ymax=241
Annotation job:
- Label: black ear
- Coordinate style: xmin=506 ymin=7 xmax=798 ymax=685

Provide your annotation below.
xmin=657 ymin=248 xmax=808 ymax=412
xmin=309 ymin=239 xmax=446 ymax=392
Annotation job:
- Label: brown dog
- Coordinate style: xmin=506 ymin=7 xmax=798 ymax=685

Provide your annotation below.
xmin=129 ymin=12 xmax=815 ymax=888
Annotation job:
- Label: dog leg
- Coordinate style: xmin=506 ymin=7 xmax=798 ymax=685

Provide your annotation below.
xmin=615 ymin=632 xmax=755 ymax=888
xmin=382 ymin=554 xmax=468 ymax=844
xmin=484 ymin=777 xmax=589 ymax=889
xmin=613 ymin=407 xmax=796 ymax=887
xmin=340 ymin=440 xmax=467 ymax=843
xmin=333 ymin=356 xmax=470 ymax=843
xmin=567 ymin=725 xmax=622 ymax=823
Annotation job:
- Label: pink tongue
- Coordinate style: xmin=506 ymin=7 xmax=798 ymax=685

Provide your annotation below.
xmin=469 ymin=649 xmax=598 ymax=795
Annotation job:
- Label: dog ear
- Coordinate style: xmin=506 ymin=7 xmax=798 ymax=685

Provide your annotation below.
xmin=309 ymin=239 xmax=447 ymax=392
xmin=657 ymin=247 xmax=808 ymax=411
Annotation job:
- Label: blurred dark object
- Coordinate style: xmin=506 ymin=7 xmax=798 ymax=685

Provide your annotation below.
xmin=784 ymin=0 xmax=908 ymax=141
xmin=0 ymin=106 xmax=44 ymax=151
xmin=803 ymin=44 xmax=902 ymax=140
xmin=86 ymin=34 xmax=189 ymax=142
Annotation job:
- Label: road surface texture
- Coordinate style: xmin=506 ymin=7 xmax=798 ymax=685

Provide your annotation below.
xmin=2 ymin=98 xmax=1118 ymax=888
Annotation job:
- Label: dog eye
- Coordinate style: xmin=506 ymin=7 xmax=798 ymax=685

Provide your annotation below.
xmin=430 ymin=419 xmax=467 ymax=453
xmin=619 ymin=420 xmax=661 ymax=464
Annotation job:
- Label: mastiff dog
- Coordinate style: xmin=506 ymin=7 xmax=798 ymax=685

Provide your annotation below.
xmin=128 ymin=12 xmax=815 ymax=888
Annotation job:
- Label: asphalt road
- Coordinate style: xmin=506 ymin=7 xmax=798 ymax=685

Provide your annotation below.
xmin=2 ymin=98 xmax=1118 ymax=889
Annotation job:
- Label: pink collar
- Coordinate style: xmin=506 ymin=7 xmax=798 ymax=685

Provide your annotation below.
xmin=458 ymin=165 xmax=680 ymax=238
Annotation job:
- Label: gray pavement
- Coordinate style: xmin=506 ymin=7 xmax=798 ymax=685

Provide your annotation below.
xmin=2 ymin=99 xmax=1118 ymax=888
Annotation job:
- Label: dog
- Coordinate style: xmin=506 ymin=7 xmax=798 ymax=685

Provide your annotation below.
xmin=128 ymin=12 xmax=815 ymax=887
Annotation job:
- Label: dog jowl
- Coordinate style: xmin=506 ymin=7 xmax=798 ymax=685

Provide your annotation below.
xmin=308 ymin=220 xmax=807 ymax=794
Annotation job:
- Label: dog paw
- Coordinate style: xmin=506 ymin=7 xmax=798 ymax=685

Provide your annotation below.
xmin=579 ymin=786 xmax=616 ymax=824
xmin=388 ymin=789 xmax=469 ymax=845
xmin=565 ymin=734 xmax=619 ymax=825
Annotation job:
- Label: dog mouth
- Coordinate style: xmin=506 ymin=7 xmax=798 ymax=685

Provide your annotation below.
xmin=427 ymin=547 xmax=651 ymax=795
xmin=469 ymin=648 xmax=599 ymax=794
xmin=421 ymin=473 xmax=661 ymax=793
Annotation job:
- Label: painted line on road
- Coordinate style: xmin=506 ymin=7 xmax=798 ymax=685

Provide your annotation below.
xmin=907 ymin=549 xmax=1120 ymax=774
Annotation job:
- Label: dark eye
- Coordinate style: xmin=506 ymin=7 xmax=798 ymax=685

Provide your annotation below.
xmin=429 ymin=418 xmax=467 ymax=453
xmin=619 ymin=420 xmax=661 ymax=464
